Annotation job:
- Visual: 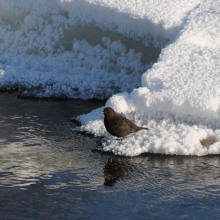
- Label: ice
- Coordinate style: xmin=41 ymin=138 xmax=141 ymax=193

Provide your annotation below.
xmin=1 ymin=0 xmax=220 ymax=156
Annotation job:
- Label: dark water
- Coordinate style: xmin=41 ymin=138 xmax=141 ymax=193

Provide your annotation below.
xmin=0 ymin=93 xmax=220 ymax=220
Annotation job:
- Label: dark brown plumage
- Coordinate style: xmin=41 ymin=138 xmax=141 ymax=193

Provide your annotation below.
xmin=100 ymin=107 xmax=148 ymax=138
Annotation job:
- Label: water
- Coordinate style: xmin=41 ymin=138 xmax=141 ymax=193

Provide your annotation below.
xmin=0 ymin=92 xmax=220 ymax=219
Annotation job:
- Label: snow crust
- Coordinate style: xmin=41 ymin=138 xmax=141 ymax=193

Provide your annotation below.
xmin=1 ymin=0 xmax=220 ymax=156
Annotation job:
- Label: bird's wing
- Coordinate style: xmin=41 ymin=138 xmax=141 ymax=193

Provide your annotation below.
xmin=112 ymin=117 xmax=136 ymax=133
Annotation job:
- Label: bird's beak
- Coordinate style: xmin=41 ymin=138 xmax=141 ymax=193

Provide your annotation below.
xmin=100 ymin=111 xmax=104 ymax=114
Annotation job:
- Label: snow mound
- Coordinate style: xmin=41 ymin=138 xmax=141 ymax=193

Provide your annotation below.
xmin=75 ymin=104 xmax=220 ymax=156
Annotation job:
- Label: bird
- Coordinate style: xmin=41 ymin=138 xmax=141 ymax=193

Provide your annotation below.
xmin=100 ymin=107 xmax=148 ymax=138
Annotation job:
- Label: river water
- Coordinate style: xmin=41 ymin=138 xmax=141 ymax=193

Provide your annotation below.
xmin=0 ymin=92 xmax=220 ymax=219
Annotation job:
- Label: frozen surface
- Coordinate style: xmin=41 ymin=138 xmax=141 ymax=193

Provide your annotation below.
xmin=1 ymin=0 xmax=220 ymax=155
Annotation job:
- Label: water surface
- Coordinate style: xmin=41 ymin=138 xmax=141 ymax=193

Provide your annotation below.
xmin=0 ymin=93 xmax=220 ymax=219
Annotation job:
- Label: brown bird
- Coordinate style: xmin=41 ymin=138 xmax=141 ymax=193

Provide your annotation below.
xmin=100 ymin=107 xmax=148 ymax=138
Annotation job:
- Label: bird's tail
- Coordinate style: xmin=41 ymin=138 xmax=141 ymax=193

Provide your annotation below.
xmin=139 ymin=127 xmax=148 ymax=130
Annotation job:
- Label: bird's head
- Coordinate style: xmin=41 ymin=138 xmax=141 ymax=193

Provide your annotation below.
xmin=100 ymin=107 xmax=115 ymax=116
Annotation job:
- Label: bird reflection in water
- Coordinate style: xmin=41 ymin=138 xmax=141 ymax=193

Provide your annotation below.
xmin=103 ymin=158 xmax=132 ymax=186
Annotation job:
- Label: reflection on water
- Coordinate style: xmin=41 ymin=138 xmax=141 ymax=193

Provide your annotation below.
xmin=103 ymin=158 xmax=133 ymax=186
xmin=0 ymin=92 xmax=220 ymax=219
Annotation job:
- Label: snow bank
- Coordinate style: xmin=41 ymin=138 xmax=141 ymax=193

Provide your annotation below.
xmin=0 ymin=0 xmax=167 ymax=99
xmin=0 ymin=38 xmax=144 ymax=99
xmin=75 ymin=0 xmax=220 ymax=156
xmin=142 ymin=0 xmax=220 ymax=119
xmin=102 ymin=125 xmax=220 ymax=157
xmin=0 ymin=0 xmax=202 ymax=99
xmin=75 ymin=103 xmax=220 ymax=156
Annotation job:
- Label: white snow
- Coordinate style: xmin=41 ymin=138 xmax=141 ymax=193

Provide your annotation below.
xmin=75 ymin=104 xmax=220 ymax=156
xmin=58 ymin=0 xmax=201 ymax=41
xmin=101 ymin=125 xmax=220 ymax=157
xmin=0 ymin=38 xmax=144 ymax=99
xmin=1 ymin=0 xmax=220 ymax=156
